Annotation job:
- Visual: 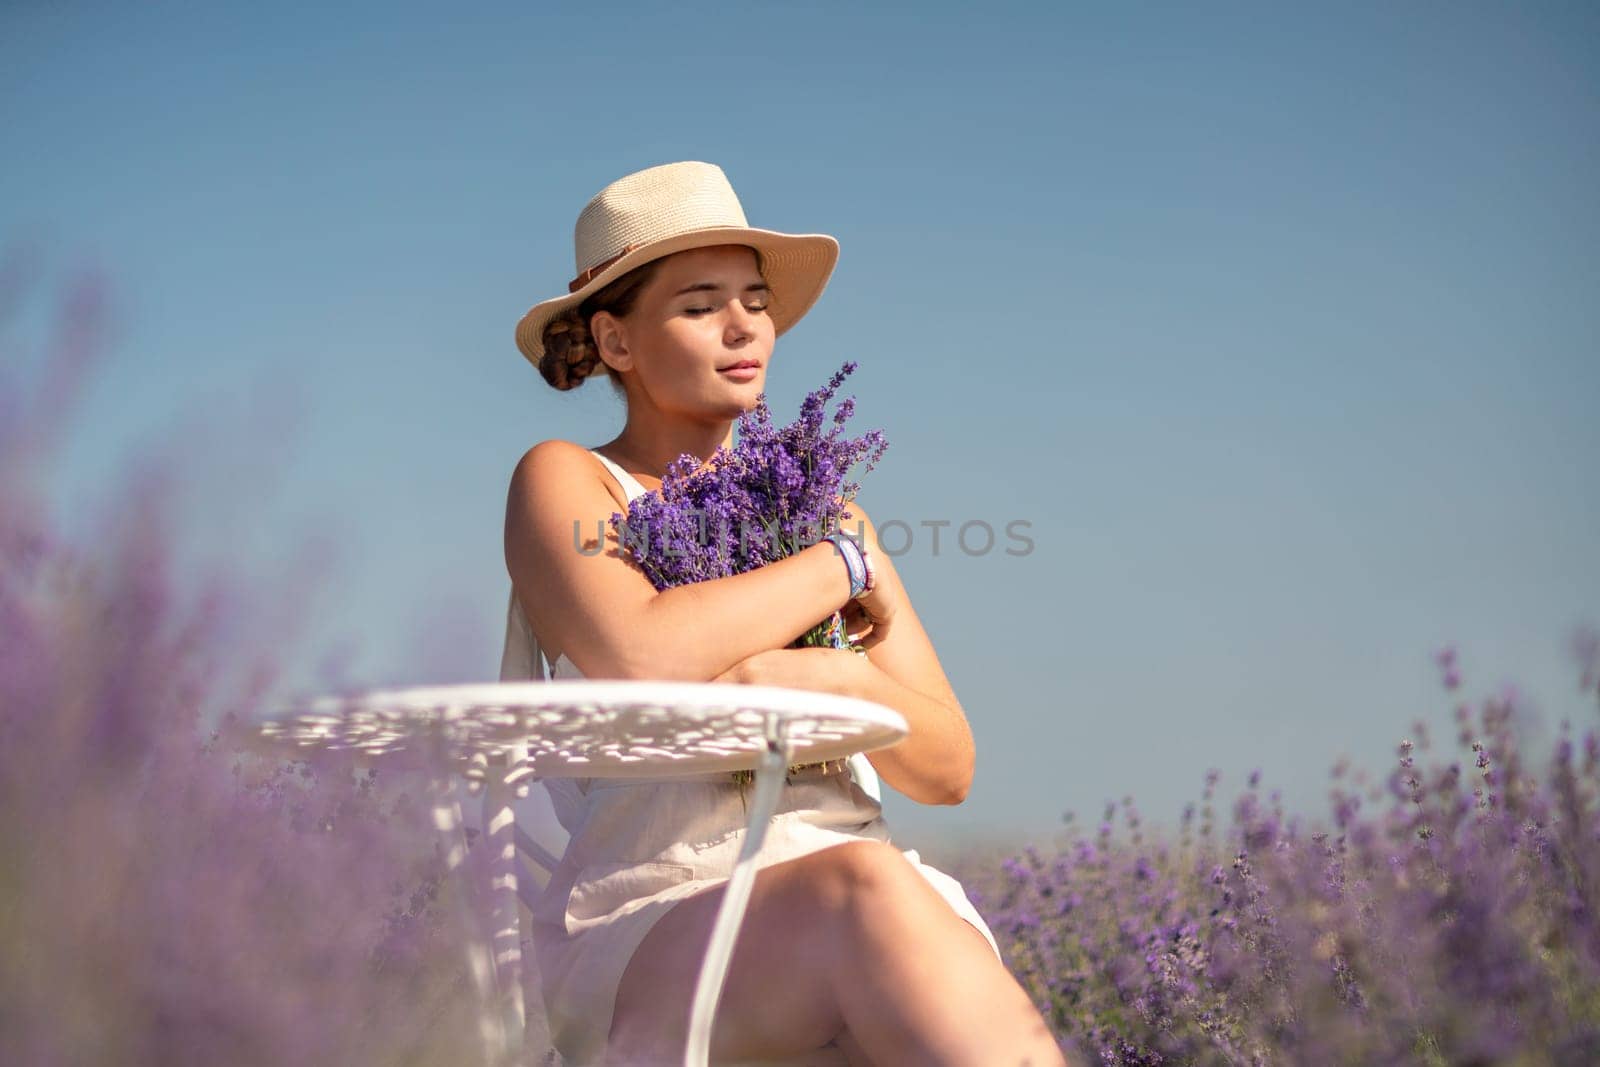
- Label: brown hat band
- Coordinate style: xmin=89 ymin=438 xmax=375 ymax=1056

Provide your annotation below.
xmin=568 ymin=243 xmax=643 ymax=294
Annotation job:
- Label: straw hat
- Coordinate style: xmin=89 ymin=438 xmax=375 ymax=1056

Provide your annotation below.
xmin=514 ymin=161 xmax=839 ymax=376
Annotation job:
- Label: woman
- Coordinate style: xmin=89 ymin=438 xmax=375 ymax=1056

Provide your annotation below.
xmin=502 ymin=161 xmax=1068 ymax=1066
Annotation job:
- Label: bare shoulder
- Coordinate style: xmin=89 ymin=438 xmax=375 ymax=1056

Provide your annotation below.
xmin=836 ymin=495 xmax=871 ymax=529
xmin=837 ymin=497 xmax=884 ymax=556
xmin=504 ymin=441 xmax=622 ymax=567
xmin=504 ymin=440 xmax=658 ymax=670
xmin=835 ymin=496 xmax=905 ymax=595
xmin=508 ymin=440 xmax=625 ymax=511
xmin=511 ymin=438 xmax=593 ymax=491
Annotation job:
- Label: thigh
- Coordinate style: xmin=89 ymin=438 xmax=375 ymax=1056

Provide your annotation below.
xmin=605 ymin=839 xmax=903 ymax=1063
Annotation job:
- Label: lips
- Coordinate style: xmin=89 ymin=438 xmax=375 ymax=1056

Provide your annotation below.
xmin=719 ymin=360 xmax=761 ymax=371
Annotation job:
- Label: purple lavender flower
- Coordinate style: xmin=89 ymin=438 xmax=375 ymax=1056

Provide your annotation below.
xmin=610 ymin=360 xmax=888 ymax=650
xmin=949 ymin=623 xmax=1600 ymax=1064
xmin=1 ymin=257 xmax=490 ymax=1064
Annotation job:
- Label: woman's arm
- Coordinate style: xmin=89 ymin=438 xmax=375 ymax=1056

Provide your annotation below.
xmin=717 ymin=501 xmax=977 ymax=806
xmin=504 ymin=440 xmax=856 ymax=682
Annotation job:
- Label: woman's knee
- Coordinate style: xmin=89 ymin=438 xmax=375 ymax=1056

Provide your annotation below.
xmin=803 ymin=840 xmax=921 ymax=913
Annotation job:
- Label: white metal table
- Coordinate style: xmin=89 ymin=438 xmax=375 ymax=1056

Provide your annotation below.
xmin=256 ymin=680 xmax=908 ymax=1066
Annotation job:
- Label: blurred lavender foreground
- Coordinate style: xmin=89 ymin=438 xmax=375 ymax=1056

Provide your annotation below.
xmin=12 ymin=250 xmax=1600 ymax=1067
xmin=0 ymin=253 xmax=502 ymax=1063
xmin=957 ymin=638 xmax=1600 ymax=1065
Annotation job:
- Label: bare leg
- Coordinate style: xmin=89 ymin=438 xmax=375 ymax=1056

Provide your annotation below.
xmin=820 ymin=844 xmax=1065 ymax=1066
xmin=606 ymin=840 xmax=1070 ymax=1066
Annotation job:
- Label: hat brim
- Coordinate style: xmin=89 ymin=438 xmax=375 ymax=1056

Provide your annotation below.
xmin=514 ymin=227 xmax=839 ymax=372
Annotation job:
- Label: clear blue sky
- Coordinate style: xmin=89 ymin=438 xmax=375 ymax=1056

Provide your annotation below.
xmin=4 ymin=0 xmax=1596 ymax=853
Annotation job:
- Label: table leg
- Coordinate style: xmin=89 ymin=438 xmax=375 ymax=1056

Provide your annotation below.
xmin=482 ymin=760 xmax=528 ymax=1053
xmin=684 ymin=714 xmax=793 ymax=1067
xmin=428 ymin=771 xmax=509 ymax=1065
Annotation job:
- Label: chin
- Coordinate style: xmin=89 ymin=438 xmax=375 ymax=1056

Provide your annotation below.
xmin=702 ymin=396 xmax=756 ymax=422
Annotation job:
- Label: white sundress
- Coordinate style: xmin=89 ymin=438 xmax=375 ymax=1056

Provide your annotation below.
xmin=500 ymin=447 xmax=1001 ymax=1065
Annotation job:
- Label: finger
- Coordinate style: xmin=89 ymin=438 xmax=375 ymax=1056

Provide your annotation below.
xmin=859 ymin=622 xmax=890 ymax=650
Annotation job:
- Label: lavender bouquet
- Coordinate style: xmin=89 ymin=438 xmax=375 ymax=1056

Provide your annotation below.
xmin=609 ymin=360 xmax=887 ymax=645
xmin=607 ymin=361 xmax=888 ymax=787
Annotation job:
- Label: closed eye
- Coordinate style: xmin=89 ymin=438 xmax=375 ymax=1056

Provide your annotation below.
xmin=685 ymin=303 xmax=769 ymax=316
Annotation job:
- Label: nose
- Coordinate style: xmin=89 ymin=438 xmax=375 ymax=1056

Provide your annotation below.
xmin=724 ymin=299 xmax=760 ymax=343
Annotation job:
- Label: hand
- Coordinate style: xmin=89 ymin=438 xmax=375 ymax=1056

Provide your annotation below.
xmin=841 ymin=598 xmax=889 ymax=650
xmin=849 ymin=566 xmax=897 ymax=648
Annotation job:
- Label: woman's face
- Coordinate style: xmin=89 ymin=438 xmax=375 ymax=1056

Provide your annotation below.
xmin=596 ymin=244 xmax=775 ymax=420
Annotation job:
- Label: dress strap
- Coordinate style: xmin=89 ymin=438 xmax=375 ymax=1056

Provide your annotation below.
xmin=500 ymin=587 xmax=550 ymax=682
xmin=589 ymin=449 xmax=651 ymax=503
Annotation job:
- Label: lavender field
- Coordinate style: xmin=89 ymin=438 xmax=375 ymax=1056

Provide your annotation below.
xmin=953 ymin=646 xmax=1600 ymax=1065
xmin=5 ymin=262 xmax=1599 ymax=1066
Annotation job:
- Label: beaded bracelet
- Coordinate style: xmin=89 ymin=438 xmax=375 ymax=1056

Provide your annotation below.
xmin=857 ymin=542 xmax=876 ymax=597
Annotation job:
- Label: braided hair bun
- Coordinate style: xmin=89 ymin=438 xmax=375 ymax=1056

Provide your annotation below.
xmin=536 ymin=257 xmax=669 ymax=393
xmin=539 ymin=309 xmax=608 ymax=391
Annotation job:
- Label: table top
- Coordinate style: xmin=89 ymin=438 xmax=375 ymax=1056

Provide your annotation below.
xmin=254 ymin=679 xmax=909 ymax=777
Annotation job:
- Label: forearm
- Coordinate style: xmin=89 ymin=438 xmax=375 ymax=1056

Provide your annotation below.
xmin=623 ymin=541 xmax=851 ymax=681
xmin=845 ymin=659 xmax=975 ymax=806
xmin=725 ymin=647 xmax=975 ymax=806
